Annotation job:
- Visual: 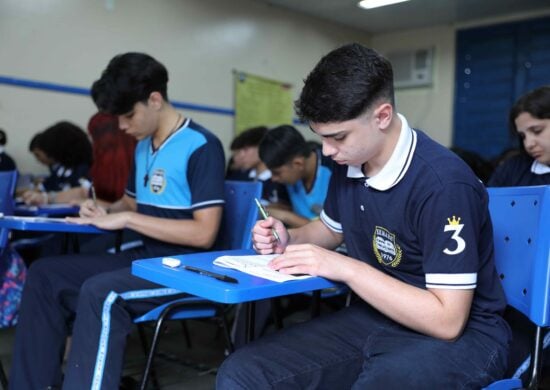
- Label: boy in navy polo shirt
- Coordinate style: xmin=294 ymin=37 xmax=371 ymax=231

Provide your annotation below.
xmin=217 ymin=43 xmax=510 ymax=389
xmin=9 ymin=53 xmax=226 ymax=389
xmin=259 ymin=125 xmax=332 ymax=227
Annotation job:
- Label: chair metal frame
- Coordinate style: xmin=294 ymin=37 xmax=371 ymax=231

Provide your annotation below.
xmin=135 ymin=180 xmax=262 ymax=390
xmin=483 ymin=185 xmax=550 ymax=390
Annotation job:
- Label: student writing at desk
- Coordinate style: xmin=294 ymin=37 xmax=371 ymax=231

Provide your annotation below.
xmin=22 ymin=121 xmax=92 ymax=203
xmin=259 ymin=125 xmax=333 ymax=227
xmin=9 ymin=52 xmax=226 ymax=390
xmin=22 ymin=112 xmax=136 ymax=208
xmin=228 ymin=125 xmax=289 ymax=207
xmin=217 ymin=43 xmax=510 ymax=389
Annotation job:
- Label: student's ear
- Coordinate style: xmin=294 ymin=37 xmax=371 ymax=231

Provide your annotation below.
xmin=374 ymin=103 xmax=393 ymax=130
xmin=148 ymin=92 xmax=164 ymax=110
xmin=291 ymin=156 xmax=305 ymax=171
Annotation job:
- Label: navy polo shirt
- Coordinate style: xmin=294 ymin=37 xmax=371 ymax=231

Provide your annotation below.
xmin=321 ymin=114 xmax=510 ymax=345
xmin=126 ymin=118 xmax=225 ymax=255
xmin=488 ymin=154 xmax=550 ymax=187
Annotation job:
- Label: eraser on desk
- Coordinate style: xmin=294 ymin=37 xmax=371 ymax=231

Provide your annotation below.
xmin=162 ymin=257 xmax=181 ymax=268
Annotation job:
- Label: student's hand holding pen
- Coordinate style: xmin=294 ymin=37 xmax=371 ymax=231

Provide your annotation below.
xmin=251 ymin=216 xmax=288 ymax=255
xmin=79 ymin=199 xmax=107 ymax=218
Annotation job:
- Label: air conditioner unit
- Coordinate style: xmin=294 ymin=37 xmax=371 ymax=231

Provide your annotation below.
xmin=386 ymin=47 xmax=434 ymax=89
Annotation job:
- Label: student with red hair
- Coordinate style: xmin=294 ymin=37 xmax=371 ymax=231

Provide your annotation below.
xmin=23 ymin=113 xmax=136 ymax=206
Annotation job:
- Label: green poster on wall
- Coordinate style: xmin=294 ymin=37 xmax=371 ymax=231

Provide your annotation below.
xmin=234 ymin=71 xmax=293 ymax=135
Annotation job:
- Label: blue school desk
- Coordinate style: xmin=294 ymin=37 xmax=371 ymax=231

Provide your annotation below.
xmin=132 ymin=249 xmax=336 ymax=303
xmin=0 ymin=216 xmax=104 ymax=234
xmin=14 ymin=203 xmax=80 ymax=217
xmin=132 ymin=248 xmax=337 ymax=342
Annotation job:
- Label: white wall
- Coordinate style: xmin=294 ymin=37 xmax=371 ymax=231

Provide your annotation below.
xmin=3 ymin=1 xmax=550 ymax=175
xmin=371 ymin=7 xmax=550 ymax=147
xmin=0 ymin=0 xmax=369 ymax=173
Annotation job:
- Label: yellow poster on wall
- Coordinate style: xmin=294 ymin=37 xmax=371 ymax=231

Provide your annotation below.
xmin=234 ymin=71 xmax=293 ymax=135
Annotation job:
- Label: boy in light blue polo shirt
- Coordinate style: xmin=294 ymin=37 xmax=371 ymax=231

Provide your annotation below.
xmin=259 ymin=125 xmax=332 ymax=227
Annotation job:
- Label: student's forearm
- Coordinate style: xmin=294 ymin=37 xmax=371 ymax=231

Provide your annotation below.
xmin=344 ymin=260 xmax=473 ymax=340
xmin=125 ymin=207 xmax=222 ymax=249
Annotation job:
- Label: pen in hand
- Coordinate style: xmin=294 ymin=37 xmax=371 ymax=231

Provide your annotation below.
xmin=254 ymin=197 xmax=281 ymax=242
xmin=90 ymin=183 xmax=97 ymax=208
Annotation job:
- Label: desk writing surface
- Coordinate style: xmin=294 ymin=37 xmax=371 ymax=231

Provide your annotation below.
xmin=132 ymin=249 xmax=337 ymax=304
xmin=0 ymin=216 xmax=105 ymax=234
xmin=15 ymin=204 xmax=80 ymax=217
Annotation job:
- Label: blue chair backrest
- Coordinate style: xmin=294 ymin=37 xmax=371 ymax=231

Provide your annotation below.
xmin=0 ymin=170 xmax=18 ymax=251
xmin=213 ymin=180 xmax=262 ymax=251
xmin=488 ymin=185 xmax=550 ymax=327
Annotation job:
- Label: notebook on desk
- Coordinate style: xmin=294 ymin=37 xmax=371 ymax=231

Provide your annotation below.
xmin=213 ymin=254 xmax=313 ymax=283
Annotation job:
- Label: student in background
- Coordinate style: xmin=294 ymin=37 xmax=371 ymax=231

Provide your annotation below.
xmin=22 ymin=121 xmax=92 ymax=202
xmin=487 ymin=85 xmax=550 ymax=382
xmin=488 ymin=85 xmax=550 ymax=187
xmin=259 ymin=125 xmax=332 ymax=227
xmin=229 ymin=126 xmax=289 ymax=206
xmin=22 ymin=112 xmax=136 ymax=207
xmin=9 ymin=52 xmax=226 ymax=390
xmin=217 ymin=43 xmax=509 ymax=389
xmin=0 ymin=129 xmax=16 ymax=171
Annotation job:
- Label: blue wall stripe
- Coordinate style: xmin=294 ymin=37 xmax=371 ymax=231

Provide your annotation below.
xmin=0 ymin=74 xmax=305 ymax=124
xmin=0 ymin=75 xmax=234 ymax=116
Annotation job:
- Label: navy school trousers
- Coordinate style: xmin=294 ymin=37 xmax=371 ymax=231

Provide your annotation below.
xmin=9 ymin=248 xmax=186 ymax=390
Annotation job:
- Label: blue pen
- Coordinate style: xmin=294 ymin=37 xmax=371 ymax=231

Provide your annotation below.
xmin=254 ymin=198 xmax=281 ymax=242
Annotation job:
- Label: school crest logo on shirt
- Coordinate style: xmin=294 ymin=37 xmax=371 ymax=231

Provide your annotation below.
xmin=149 ymin=168 xmax=166 ymax=194
xmin=372 ymin=226 xmax=402 ymax=267
xmin=443 ymin=215 xmax=466 ymax=255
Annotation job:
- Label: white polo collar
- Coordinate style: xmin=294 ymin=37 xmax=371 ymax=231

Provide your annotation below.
xmin=531 ymin=160 xmax=550 ymax=175
xmin=346 ymin=113 xmax=417 ymax=191
xmin=248 ymin=169 xmax=273 ymax=181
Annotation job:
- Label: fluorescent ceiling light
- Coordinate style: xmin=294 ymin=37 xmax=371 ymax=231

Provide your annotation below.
xmin=358 ymin=0 xmax=410 ymax=10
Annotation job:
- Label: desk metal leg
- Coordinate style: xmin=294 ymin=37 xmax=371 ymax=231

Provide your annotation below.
xmin=71 ymin=234 xmax=80 ymax=253
xmin=115 ymin=230 xmax=122 ymax=253
xmin=311 ymin=290 xmax=321 ymax=318
xmin=245 ymin=301 xmax=256 ymax=343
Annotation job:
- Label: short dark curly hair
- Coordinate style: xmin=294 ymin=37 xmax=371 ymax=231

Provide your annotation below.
xmin=29 ymin=121 xmax=92 ymax=167
xmin=230 ymin=126 xmax=268 ymax=151
xmin=91 ymin=52 xmax=169 ymax=115
xmin=295 ymin=43 xmax=394 ymax=124
xmin=259 ymin=125 xmax=311 ymax=169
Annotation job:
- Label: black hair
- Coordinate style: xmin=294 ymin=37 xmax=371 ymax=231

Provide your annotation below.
xmin=29 ymin=121 xmax=93 ymax=167
xmin=230 ymin=126 xmax=268 ymax=150
xmin=509 ymin=86 xmax=550 ymax=151
xmin=295 ymin=43 xmax=395 ymax=124
xmin=450 ymin=147 xmax=494 ymax=184
xmin=91 ymin=52 xmax=169 ymax=115
xmin=0 ymin=129 xmax=6 ymax=146
xmin=259 ymin=125 xmax=311 ymax=169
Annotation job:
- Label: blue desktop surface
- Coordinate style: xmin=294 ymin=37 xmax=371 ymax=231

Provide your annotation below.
xmin=132 ymin=249 xmax=337 ymax=304
xmin=15 ymin=203 xmax=80 ymax=217
xmin=0 ymin=216 xmax=105 ymax=234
